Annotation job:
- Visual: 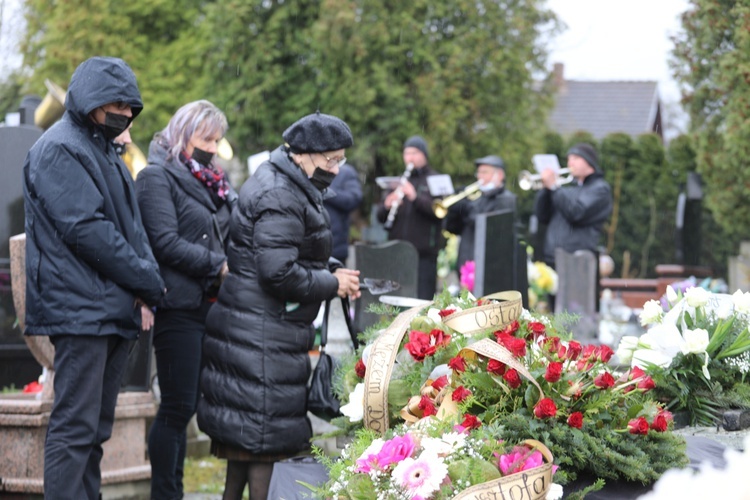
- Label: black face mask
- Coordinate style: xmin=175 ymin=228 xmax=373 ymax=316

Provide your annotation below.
xmin=192 ymin=147 xmax=214 ymax=167
xmin=310 ymin=167 xmax=336 ymax=191
xmin=102 ymin=112 xmax=130 ymax=140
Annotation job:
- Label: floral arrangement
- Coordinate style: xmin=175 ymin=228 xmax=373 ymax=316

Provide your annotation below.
xmin=329 ymin=290 xmax=688 ymax=493
xmin=617 ymin=287 xmax=750 ymax=426
xmin=527 ymin=261 xmax=558 ymax=311
xmin=315 ymin=419 xmax=561 ymax=500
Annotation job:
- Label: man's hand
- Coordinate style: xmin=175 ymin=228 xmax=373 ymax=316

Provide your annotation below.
xmin=141 ymin=305 xmax=154 ymax=331
xmin=540 ymin=169 xmax=558 ymax=190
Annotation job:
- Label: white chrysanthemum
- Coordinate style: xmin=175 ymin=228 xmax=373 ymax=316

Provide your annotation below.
xmin=427 ymin=307 xmax=443 ymax=324
xmin=732 ymin=289 xmax=750 ymax=314
xmin=640 ymin=299 xmax=664 ymax=326
xmin=685 ymin=286 xmax=710 ymax=308
xmin=681 ymin=328 xmax=709 ymax=355
xmin=421 ymin=432 xmax=466 ymax=457
xmin=392 ymin=451 xmax=448 ymax=498
xmin=428 ymin=364 xmax=451 ymax=381
xmin=546 ymin=483 xmax=564 ymax=500
xmin=340 ymin=383 xmax=365 ymax=422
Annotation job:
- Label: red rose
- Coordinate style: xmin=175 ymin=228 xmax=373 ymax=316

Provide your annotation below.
xmin=527 ymin=321 xmax=546 ymax=339
xmin=487 ymin=359 xmax=507 ymax=376
xmin=432 ymin=375 xmax=449 ymax=391
xmin=566 ymin=341 xmax=583 ymax=360
xmin=594 ymin=372 xmax=615 ymax=389
xmin=405 ymin=331 xmax=437 ymax=362
xmin=418 ymin=395 xmax=437 ymax=417
xmin=575 ymin=359 xmax=595 ymax=372
xmin=544 ymin=362 xmax=563 ymax=383
xmin=628 ymin=416 xmax=650 ymax=435
xmin=541 ymin=336 xmax=560 ymax=355
xmin=438 ymin=307 xmax=457 ymax=318
xmin=496 ymin=333 xmax=527 ymax=358
xmin=499 ymin=320 xmax=520 ymax=335
xmin=429 ymin=328 xmax=451 ymax=347
xmin=651 ymin=414 xmax=669 ymax=432
xmin=581 ymin=345 xmax=597 ymax=361
xmin=448 ymin=355 xmax=467 ymax=373
xmin=354 ymin=359 xmax=366 ymax=379
xmin=596 ymin=345 xmax=615 ymax=363
xmin=629 ymin=366 xmax=646 ymax=380
xmin=452 ymin=386 xmax=472 ymax=402
xmin=637 ymin=376 xmax=656 ymax=391
xmin=503 ymin=368 xmax=522 ymax=389
xmin=567 ymin=412 xmax=584 ymax=429
xmin=460 ymin=414 xmax=482 ymax=430
xmin=533 ymin=398 xmax=558 ymax=419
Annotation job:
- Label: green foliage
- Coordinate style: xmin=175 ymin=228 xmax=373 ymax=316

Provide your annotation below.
xmin=671 ymin=0 xmax=750 ymax=237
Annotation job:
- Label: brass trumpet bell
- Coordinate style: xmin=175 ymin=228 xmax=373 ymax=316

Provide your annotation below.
xmin=34 ymin=79 xmax=67 ymax=130
xmin=432 ymin=181 xmax=483 ymax=219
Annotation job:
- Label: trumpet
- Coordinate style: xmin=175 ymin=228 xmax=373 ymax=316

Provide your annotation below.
xmin=432 ymin=181 xmax=482 ymax=219
xmin=384 ymin=162 xmax=415 ymax=229
xmin=518 ymin=168 xmax=573 ymax=191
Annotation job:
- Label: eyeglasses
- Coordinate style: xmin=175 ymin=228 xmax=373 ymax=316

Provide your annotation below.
xmin=321 ymin=154 xmax=347 ymax=169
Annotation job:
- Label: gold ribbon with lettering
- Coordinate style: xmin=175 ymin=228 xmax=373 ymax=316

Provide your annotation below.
xmin=442 ymin=291 xmax=523 ymax=336
xmin=452 ymin=440 xmax=554 ymax=500
xmin=363 ymin=302 xmax=430 ymax=434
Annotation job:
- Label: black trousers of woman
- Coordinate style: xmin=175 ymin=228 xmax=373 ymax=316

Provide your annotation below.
xmin=148 ymin=302 xmax=211 ymax=500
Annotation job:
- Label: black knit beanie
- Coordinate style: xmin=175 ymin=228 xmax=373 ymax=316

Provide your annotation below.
xmin=474 ymin=155 xmax=506 ymax=171
xmin=567 ymin=143 xmax=600 ymax=172
xmin=403 ymin=135 xmax=429 ymax=159
xmin=282 ymin=112 xmax=353 ymax=153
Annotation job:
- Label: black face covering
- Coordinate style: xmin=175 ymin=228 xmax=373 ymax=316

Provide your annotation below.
xmin=191 ymin=147 xmax=214 ymax=167
xmin=102 ymin=112 xmax=130 ymax=140
xmin=310 ymin=167 xmax=336 ymax=191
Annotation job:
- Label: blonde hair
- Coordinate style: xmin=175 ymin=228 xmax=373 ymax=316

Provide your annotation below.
xmin=161 ymin=100 xmax=228 ymax=159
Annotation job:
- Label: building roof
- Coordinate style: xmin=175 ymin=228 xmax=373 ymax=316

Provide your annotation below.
xmin=548 ymin=79 xmax=661 ymax=140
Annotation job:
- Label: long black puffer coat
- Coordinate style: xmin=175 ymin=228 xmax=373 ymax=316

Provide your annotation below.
xmin=23 ymin=56 xmax=164 ymax=338
xmin=197 ymin=145 xmax=339 ymax=455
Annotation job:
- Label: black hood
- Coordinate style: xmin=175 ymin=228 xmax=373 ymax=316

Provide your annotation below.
xmin=64 ymin=57 xmax=143 ymax=126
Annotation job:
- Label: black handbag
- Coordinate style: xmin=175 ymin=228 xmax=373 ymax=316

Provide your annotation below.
xmin=307 ymin=297 xmax=358 ymax=420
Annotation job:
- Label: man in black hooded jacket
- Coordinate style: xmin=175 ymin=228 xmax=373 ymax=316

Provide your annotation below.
xmin=23 ymin=56 xmax=165 ymax=499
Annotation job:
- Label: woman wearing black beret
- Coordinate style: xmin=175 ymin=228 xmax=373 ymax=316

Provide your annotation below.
xmin=197 ymin=112 xmax=361 ymax=500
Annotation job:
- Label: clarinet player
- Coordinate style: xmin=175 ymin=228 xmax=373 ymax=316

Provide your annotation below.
xmin=376 ymin=135 xmax=444 ymax=300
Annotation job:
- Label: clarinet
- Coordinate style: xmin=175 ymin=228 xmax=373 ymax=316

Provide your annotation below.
xmin=384 ymin=162 xmax=415 ymax=230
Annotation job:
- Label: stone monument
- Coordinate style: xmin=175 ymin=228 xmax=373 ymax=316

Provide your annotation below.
xmin=554 ymin=248 xmax=599 ymax=342
xmin=728 ymin=241 xmax=750 ymax=293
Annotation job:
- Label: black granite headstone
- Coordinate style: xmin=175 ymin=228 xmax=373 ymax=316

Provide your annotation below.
xmin=353 ymin=240 xmax=418 ymax=333
xmin=474 ymin=210 xmax=528 ymax=307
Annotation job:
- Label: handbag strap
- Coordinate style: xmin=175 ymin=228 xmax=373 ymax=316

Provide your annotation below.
xmin=320 ymin=297 xmax=359 ymax=352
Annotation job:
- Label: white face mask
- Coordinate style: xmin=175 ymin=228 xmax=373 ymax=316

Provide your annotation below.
xmin=478 ymin=181 xmax=496 ymax=192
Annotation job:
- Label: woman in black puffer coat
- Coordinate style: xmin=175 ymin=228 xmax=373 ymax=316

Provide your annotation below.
xmin=197 ymin=112 xmax=361 ymax=500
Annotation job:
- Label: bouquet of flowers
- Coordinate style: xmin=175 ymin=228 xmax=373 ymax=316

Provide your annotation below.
xmin=616 ymin=287 xmax=750 ymax=426
xmin=527 ymin=261 xmax=558 ymax=311
xmin=330 ymin=290 xmax=687 ymax=492
xmin=315 ymin=420 xmax=561 ymax=500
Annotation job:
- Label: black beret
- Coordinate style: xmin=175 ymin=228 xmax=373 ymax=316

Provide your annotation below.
xmin=567 ymin=143 xmax=600 ymax=172
xmin=282 ymin=112 xmax=353 ymax=153
xmin=474 ymin=155 xmax=506 ymax=171
xmin=403 ymin=135 xmax=429 ymax=158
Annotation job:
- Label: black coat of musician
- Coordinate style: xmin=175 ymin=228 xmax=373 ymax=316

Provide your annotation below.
xmin=376 ymin=136 xmax=444 ymax=300
xmin=445 ymin=155 xmax=517 ymax=271
xmin=534 ymin=143 xmax=612 ymax=268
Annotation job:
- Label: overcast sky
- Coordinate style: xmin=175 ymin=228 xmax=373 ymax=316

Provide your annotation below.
xmin=545 ymin=0 xmax=690 ymax=108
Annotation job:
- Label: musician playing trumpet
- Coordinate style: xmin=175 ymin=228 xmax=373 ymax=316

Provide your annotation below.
xmin=376 ymin=136 xmax=444 ymax=300
xmin=534 ymin=142 xmax=612 ymax=274
xmin=444 ymin=155 xmax=517 ymax=271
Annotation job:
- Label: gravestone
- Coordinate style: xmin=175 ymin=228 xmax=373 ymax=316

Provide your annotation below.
xmin=353 ymin=240 xmax=418 ymax=333
xmin=728 ymin=241 xmax=750 ymax=293
xmin=473 ymin=210 xmax=528 ymax=308
xmin=554 ymin=248 xmax=599 ymax=341
xmin=0 ymin=125 xmax=44 ymax=390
